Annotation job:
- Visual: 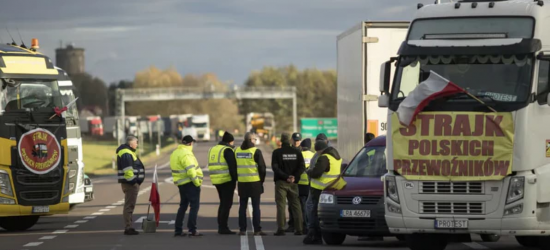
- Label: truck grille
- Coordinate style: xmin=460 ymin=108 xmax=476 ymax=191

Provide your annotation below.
xmin=420 ymin=182 xmax=483 ymax=194
xmin=421 ymin=202 xmax=484 ymax=215
xmin=337 ymin=196 xmax=381 ymax=205
xmin=20 ymin=191 xmax=59 ymax=202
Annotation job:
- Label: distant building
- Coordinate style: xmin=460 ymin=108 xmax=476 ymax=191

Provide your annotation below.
xmin=55 ymin=44 xmax=84 ymax=75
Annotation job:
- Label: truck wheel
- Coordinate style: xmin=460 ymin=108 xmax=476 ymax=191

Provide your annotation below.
xmin=514 ymin=236 xmax=538 ymax=247
xmin=0 ymin=216 xmax=40 ymax=231
xmin=322 ymin=232 xmax=346 ymax=245
xmin=406 ymin=234 xmax=447 ymax=250
xmin=480 ymin=234 xmax=500 ymax=242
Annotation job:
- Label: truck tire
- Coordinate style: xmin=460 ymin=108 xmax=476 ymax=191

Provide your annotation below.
xmin=322 ymin=232 xmax=346 ymax=245
xmin=480 ymin=234 xmax=500 ymax=242
xmin=514 ymin=236 xmax=538 ymax=247
xmin=406 ymin=234 xmax=448 ymax=250
xmin=0 ymin=216 xmax=40 ymax=231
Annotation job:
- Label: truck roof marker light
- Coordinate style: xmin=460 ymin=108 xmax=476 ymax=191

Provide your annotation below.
xmin=489 ymin=2 xmax=495 ymax=7
xmin=455 ymin=2 xmax=461 ymax=8
xmin=418 ymin=3 xmax=424 ymax=9
xmin=31 ymin=38 xmax=39 ymax=50
xmin=472 ymin=2 xmax=478 ymax=8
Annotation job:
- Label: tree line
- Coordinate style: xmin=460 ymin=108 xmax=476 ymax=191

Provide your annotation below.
xmin=71 ymin=65 xmax=337 ymax=133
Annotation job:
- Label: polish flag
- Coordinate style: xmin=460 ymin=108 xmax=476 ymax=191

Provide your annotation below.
xmin=149 ymin=165 xmax=160 ymax=226
xmin=397 ymin=71 xmax=464 ymax=126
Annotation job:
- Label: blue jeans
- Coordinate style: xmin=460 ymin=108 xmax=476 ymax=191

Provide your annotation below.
xmin=175 ymin=183 xmax=201 ymax=234
xmin=239 ymin=195 xmax=261 ymax=232
xmin=306 ymin=188 xmax=322 ymax=231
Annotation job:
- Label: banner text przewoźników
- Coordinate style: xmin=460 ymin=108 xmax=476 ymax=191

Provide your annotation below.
xmin=391 ymin=112 xmax=514 ymax=181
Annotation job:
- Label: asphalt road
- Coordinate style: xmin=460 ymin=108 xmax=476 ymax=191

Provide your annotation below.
xmin=0 ymin=141 xmax=532 ymax=250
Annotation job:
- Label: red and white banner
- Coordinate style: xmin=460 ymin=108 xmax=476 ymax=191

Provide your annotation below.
xmin=149 ymin=165 xmax=161 ymax=226
xmin=396 ymin=71 xmax=464 ymax=126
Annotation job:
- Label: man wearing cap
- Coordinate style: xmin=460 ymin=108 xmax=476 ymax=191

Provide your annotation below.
xmin=236 ymin=132 xmax=267 ymax=236
xmin=287 ymin=138 xmax=314 ymax=233
xmin=291 ymin=132 xmax=302 ymax=150
xmin=303 ymin=139 xmax=342 ymax=245
xmin=171 ymin=135 xmax=204 ymax=237
xmin=285 ymin=132 xmax=302 ymax=232
xmin=207 ymin=131 xmax=238 ymax=234
xmin=117 ymin=135 xmax=145 ymax=235
xmin=272 ymin=133 xmax=305 ymax=236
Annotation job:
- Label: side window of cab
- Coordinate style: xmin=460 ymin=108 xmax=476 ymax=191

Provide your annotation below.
xmin=538 ymin=60 xmax=550 ymax=105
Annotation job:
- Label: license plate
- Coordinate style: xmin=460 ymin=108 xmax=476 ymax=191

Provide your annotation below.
xmin=32 ymin=206 xmax=50 ymax=213
xmin=340 ymin=210 xmax=371 ymax=218
xmin=434 ymin=219 xmax=468 ymax=229
xmin=85 ymin=187 xmax=93 ymax=193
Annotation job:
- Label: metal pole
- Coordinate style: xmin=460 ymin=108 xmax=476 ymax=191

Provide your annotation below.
xmin=292 ymin=88 xmax=297 ymax=133
xmin=119 ymin=91 xmax=126 ymax=145
xmin=157 ymin=118 xmax=161 ymax=148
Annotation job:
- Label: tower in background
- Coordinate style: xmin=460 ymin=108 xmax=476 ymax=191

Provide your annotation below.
xmin=55 ymin=42 xmax=85 ymax=75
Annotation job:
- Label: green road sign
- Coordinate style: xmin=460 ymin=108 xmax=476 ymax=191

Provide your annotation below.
xmin=300 ymin=118 xmax=337 ymax=139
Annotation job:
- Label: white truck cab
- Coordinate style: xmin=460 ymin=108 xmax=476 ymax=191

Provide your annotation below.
xmin=379 ymin=1 xmax=550 ymax=249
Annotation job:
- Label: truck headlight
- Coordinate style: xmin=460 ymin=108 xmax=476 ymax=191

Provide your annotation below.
xmin=506 ymin=176 xmax=525 ymax=204
xmin=0 ymin=172 xmax=13 ymax=197
xmin=0 ymin=197 xmax=15 ymax=205
xmin=319 ymin=194 xmax=334 ymax=204
xmin=386 ymin=175 xmax=400 ymax=204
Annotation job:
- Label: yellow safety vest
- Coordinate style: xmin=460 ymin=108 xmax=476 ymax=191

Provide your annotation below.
xmin=299 ymin=151 xmax=315 ymax=185
xmin=310 ymin=154 xmax=342 ymax=190
xmin=208 ymin=145 xmax=233 ymax=185
xmin=170 ymin=145 xmax=203 ymax=187
xmin=235 ymin=147 xmax=260 ymax=183
xmin=117 ymin=148 xmax=145 ymax=184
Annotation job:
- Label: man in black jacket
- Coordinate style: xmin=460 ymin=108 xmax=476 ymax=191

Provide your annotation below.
xmin=272 ymin=133 xmax=305 ymax=236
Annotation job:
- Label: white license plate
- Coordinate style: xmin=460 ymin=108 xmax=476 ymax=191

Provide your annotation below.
xmin=434 ymin=219 xmax=468 ymax=229
xmin=340 ymin=210 xmax=371 ymax=218
xmin=32 ymin=206 xmax=50 ymax=213
xmin=85 ymin=187 xmax=93 ymax=193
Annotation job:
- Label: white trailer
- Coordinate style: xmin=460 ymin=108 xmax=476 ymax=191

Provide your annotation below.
xmin=379 ymin=1 xmax=550 ymax=249
xmin=336 ymin=21 xmax=409 ymax=162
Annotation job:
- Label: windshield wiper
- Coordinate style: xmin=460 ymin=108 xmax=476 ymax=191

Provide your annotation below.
xmin=449 ymin=92 xmax=500 ymax=112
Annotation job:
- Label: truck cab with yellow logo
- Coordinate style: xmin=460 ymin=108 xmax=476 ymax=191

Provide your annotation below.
xmin=378 ymin=1 xmax=550 ymax=250
xmin=0 ymin=40 xmax=70 ymax=231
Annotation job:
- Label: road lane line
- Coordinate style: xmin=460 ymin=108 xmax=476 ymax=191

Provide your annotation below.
xmin=99 ymin=209 xmax=111 ymax=212
xmin=463 ymin=242 xmax=489 ymax=249
xmin=84 ymin=216 xmax=96 ymax=220
xmin=92 ymin=212 xmax=104 ymax=215
xmin=52 ymin=230 xmax=68 ymax=234
xmin=254 ymin=236 xmax=265 ymax=250
xmin=75 ymin=220 xmax=88 ymax=224
xmin=24 ymin=242 xmax=43 ymax=247
xmin=106 ymin=206 xmax=117 ymax=209
xmin=112 ymin=202 xmax=123 ymax=206
xmin=241 ymin=234 xmax=249 ymax=250
xmin=39 ymin=236 xmax=57 ymax=240
xmin=65 ymin=225 xmax=79 ymax=229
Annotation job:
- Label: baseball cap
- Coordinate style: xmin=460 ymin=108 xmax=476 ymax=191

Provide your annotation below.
xmin=182 ymin=135 xmax=196 ymax=144
xmin=292 ymin=132 xmax=302 ymax=141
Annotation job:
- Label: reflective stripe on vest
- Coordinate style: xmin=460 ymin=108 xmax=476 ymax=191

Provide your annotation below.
xmin=235 ymin=147 xmax=260 ymax=183
xmin=170 ymin=145 xmax=203 ymax=186
xmin=310 ymin=154 xmax=342 ymax=190
xmin=208 ymin=145 xmax=233 ymax=185
xmin=299 ymin=150 xmax=315 ymax=185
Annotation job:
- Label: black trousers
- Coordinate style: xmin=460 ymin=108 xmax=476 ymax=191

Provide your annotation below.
xmin=215 ymin=181 xmax=236 ymax=230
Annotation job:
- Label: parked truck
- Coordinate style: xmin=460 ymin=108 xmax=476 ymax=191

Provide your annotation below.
xmin=336 ymin=21 xmax=409 ymax=162
xmin=190 ymin=114 xmax=210 ymax=141
xmin=0 ymin=40 xmax=70 ymax=231
xmin=80 ymin=116 xmax=103 ymax=136
xmin=379 ymin=1 xmax=550 ymax=249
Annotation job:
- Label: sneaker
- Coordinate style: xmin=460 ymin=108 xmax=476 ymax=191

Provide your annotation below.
xmin=124 ymin=228 xmax=139 ymax=236
xmin=174 ymin=232 xmax=187 ymax=237
xmin=218 ymin=229 xmax=237 ymax=235
xmin=189 ymin=231 xmax=204 ymax=237
xmin=239 ymin=231 xmax=246 ymax=236
xmin=254 ymin=231 xmax=267 ymax=236
xmin=285 ymin=227 xmax=295 ymax=233
xmin=274 ymin=230 xmax=285 ymax=236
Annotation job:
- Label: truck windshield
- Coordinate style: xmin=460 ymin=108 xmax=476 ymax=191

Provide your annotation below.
xmin=0 ymin=79 xmax=63 ymax=111
xmin=193 ymin=122 xmax=208 ymax=128
xmin=392 ymin=54 xmax=533 ymax=103
xmin=344 ymin=146 xmax=387 ymax=177
xmin=59 ymin=88 xmax=78 ymax=119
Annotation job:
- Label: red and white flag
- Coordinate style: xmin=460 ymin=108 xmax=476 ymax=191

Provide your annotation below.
xmin=149 ymin=165 xmax=160 ymax=226
xmin=397 ymin=71 xmax=464 ymax=126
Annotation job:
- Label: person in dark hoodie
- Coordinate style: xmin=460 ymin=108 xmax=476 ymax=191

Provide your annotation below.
xmin=303 ymin=139 xmax=342 ymax=245
xmin=235 ymin=132 xmax=267 ymax=236
xmin=287 ymin=138 xmax=314 ymax=233
xmin=272 ymin=133 xmax=305 ymax=236
xmin=207 ymin=131 xmax=238 ymax=234
xmin=116 ymin=135 xmax=145 ymax=236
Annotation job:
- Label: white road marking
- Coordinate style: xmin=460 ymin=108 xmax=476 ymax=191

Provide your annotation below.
xmin=106 ymin=206 xmax=117 ymax=209
xmin=84 ymin=216 xmax=96 ymax=220
xmin=112 ymin=203 xmax=123 ymax=206
xmin=463 ymin=242 xmax=489 ymax=249
xmin=75 ymin=220 xmax=88 ymax=224
xmin=254 ymin=236 xmax=265 ymax=250
xmin=52 ymin=230 xmax=68 ymax=234
xmin=24 ymin=242 xmax=43 ymax=247
xmin=240 ymin=234 xmax=249 ymax=250
xmin=92 ymin=212 xmax=104 ymax=215
xmin=65 ymin=225 xmax=79 ymax=229
xmin=39 ymin=236 xmax=57 ymax=240
xmin=99 ymin=209 xmax=110 ymax=212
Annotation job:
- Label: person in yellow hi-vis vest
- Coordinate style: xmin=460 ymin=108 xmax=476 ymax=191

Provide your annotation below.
xmin=171 ymin=135 xmax=204 ymax=237
xmin=303 ymin=139 xmax=342 ymax=245
xmin=236 ymin=132 xmax=267 ymax=236
xmin=207 ymin=131 xmax=238 ymax=235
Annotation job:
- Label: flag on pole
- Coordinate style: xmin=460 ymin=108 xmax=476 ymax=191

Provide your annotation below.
xmin=49 ymin=97 xmax=79 ymax=119
xmin=396 ymin=71 xmax=464 ymax=126
xmin=149 ymin=164 xmax=161 ymax=226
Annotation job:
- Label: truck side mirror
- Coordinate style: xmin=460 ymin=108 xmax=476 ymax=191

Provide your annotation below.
xmin=379 ymin=60 xmax=392 ymax=93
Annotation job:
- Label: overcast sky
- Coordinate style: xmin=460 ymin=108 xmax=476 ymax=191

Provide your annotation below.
xmin=2 ymin=0 xmax=426 ymax=85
